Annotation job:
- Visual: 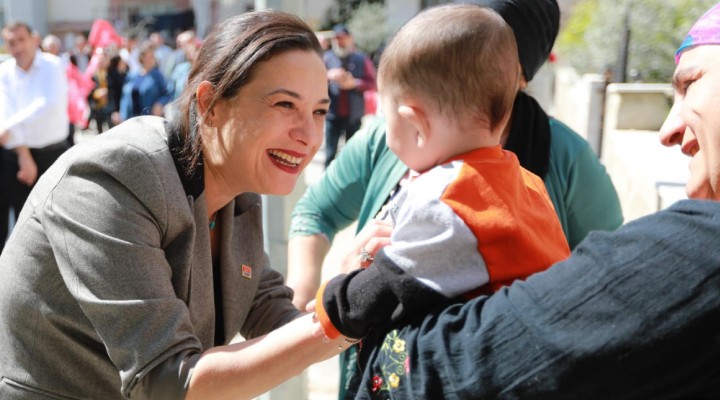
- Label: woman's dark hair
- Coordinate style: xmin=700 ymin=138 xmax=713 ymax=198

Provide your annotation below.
xmin=171 ymin=10 xmax=323 ymax=175
xmin=108 ymin=54 xmax=122 ymax=72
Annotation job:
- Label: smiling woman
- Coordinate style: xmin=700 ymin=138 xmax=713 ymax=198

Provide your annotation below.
xmin=0 ymin=10 xmax=358 ymax=400
xmin=197 ymin=49 xmax=329 ymax=199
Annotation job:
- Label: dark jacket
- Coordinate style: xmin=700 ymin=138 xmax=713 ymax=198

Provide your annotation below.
xmin=324 ymin=49 xmax=375 ymax=122
xmin=354 ymin=199 xmax=720 ymax=399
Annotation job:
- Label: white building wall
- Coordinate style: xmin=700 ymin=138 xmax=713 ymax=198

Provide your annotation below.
xmin=3 ymin=0 xmax=49 ymax=34
xmin=48 ymin=0 xmax=109 ymax=23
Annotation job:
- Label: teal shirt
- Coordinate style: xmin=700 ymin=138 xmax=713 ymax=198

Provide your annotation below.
xmin=544 ymin=118 xmax=624 ymax=248
xmin=289 ymin=117 xmax=406 ymax=243
xmin=289 ymin=117 xmax=623 ymax=249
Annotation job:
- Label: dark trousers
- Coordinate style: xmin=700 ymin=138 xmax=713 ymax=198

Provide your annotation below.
xmin=0 ymin=141 xmax=68 ymax=253
xmin=324 ymin=117 xmax=362 ymax=168
xmin=90 ymin=108 xmax=114 ymax=133
xmin=67 ymin=123 xmax=75 ymax=147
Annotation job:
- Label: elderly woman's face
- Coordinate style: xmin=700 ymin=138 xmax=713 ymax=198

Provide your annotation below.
xmin=206 ymin=49 xmax=329 ymax=196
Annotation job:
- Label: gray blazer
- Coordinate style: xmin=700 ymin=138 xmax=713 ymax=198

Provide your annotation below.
xmin=0 ymin=116 xmax=299 ymax=399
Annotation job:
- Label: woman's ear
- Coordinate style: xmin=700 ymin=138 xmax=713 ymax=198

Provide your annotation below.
xmin=196 ymin=81 xmax=216 ymax=126
xmin=398 ymin=103 xmax=431 ymax=147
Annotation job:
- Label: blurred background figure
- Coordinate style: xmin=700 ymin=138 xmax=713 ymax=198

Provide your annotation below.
xmin=67 ymin=33 xmax=90 ymax=73
xmin=65 ymin=53 xmax=94 ymax=144
xmin=323 ymin=23 xmax=376 ymax=168
xmin=317 ymin=32 xmax=331 ymax=52
xmin=120 ymin=34 xmax=142 ymax=75
xmin=161 ymin=30 xmax=195 ymax=80
xmin=119 ymin=42 xmax=169 ymax=121
xmin=107 ymin=54 xmax=127 ymax=128
xmin=41 ymin=34 xmax=62 ymax=57
xmin=87 ymin=48 xmax=115 ymax=133
xmin=43 ymin=33 xmax=92 ymax=145
xmin=88 ymin=49 xmax=111 ymax=133
xmin=149 ymin=31 xmax=172 ymax=77
xmin=0 ymin=21 xmax=69 ymax=252
xmin=165 ymin=37 xmax=200 ymax=120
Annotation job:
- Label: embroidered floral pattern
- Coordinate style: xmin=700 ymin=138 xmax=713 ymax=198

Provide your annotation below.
xmin=388 ymin=373 xmax=400 ymax=388
xmin=369 ymin=329 xmax=410 ymax=397
xmin=371 ymin=375 xmax=383 ymax=392
xmin=392 ymin=338 xmax=405 ymax=354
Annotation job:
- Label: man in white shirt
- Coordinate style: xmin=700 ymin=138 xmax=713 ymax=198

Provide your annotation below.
xmin=0 ymin=21 xmax=69 ymax=251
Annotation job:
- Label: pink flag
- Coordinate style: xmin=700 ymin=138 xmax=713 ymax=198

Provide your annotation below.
xmin=88 ymin=19 xmax=122 ymax=49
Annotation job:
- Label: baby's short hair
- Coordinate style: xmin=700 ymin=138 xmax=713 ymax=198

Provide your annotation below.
xmin=379 ymin=4 xmax=519 ymax=131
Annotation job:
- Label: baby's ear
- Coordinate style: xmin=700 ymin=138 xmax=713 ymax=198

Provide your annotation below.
xmin=398 ymin=103 xmax=431 ymax=146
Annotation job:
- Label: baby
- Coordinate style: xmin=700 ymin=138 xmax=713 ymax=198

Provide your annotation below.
xmin=315 ymin=4 xmax=571 ymax=396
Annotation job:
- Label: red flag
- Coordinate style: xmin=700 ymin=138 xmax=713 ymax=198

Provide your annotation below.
xmin=88 ymin=19 xmax=122 ymax=49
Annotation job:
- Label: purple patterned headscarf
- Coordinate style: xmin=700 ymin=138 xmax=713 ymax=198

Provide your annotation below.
xmin=676 ymin=2 xmax=720 ymax=64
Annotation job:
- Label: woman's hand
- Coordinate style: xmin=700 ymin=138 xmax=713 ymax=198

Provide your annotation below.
xmin=187 ymin=312 xmax=357 ymax=400
xmin=340 ymin=219 xmax=393 ymax=273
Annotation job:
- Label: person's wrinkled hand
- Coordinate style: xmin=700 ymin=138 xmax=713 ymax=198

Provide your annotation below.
xmin=340 ymin=219 xmax=393 ymax=273
xmin=15 ymin=146 xmax=38 ymax=186
xmin=327 ymin=67 xmax=347 ymax=82
xmin=337 ymin=74 xmax=357 ymax=90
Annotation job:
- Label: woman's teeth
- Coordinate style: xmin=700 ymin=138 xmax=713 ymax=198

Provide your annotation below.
xmin=269 ymin=150 xmax=302 ymax=166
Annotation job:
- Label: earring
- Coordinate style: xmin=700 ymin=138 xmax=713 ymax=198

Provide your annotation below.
xmin=206 ymin=119 xmax=213 ymax=128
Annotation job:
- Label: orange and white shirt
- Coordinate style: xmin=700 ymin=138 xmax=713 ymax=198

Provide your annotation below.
xmin=316 ymin=145 xmax=570 ymax=339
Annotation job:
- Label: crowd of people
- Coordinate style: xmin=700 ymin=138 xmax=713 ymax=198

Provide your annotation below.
xmin=0 ymin=0 xmax=719 ymax=399
xmin=46 ymin=26 xmax=201 ymax=132
xmin=0 ymin=22 xmax=201 ymax=250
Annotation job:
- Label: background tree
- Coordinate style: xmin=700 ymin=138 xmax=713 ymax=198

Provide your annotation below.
xmin=322 ymin=0 xmax=384 ymax=30
xmin=347 ymin=2 xmax=389 ymax=63
xmin=322 ymin=0 xmax=389 ymax=66
xmin=556 ymin=0 xmax=717 ymax=82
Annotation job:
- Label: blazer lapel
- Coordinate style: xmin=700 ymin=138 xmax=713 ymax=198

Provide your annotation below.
xmin=218 ymin=193 xmax=265 ymax=343
xmin=185 ymin=194 xmax=217 ymax=350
